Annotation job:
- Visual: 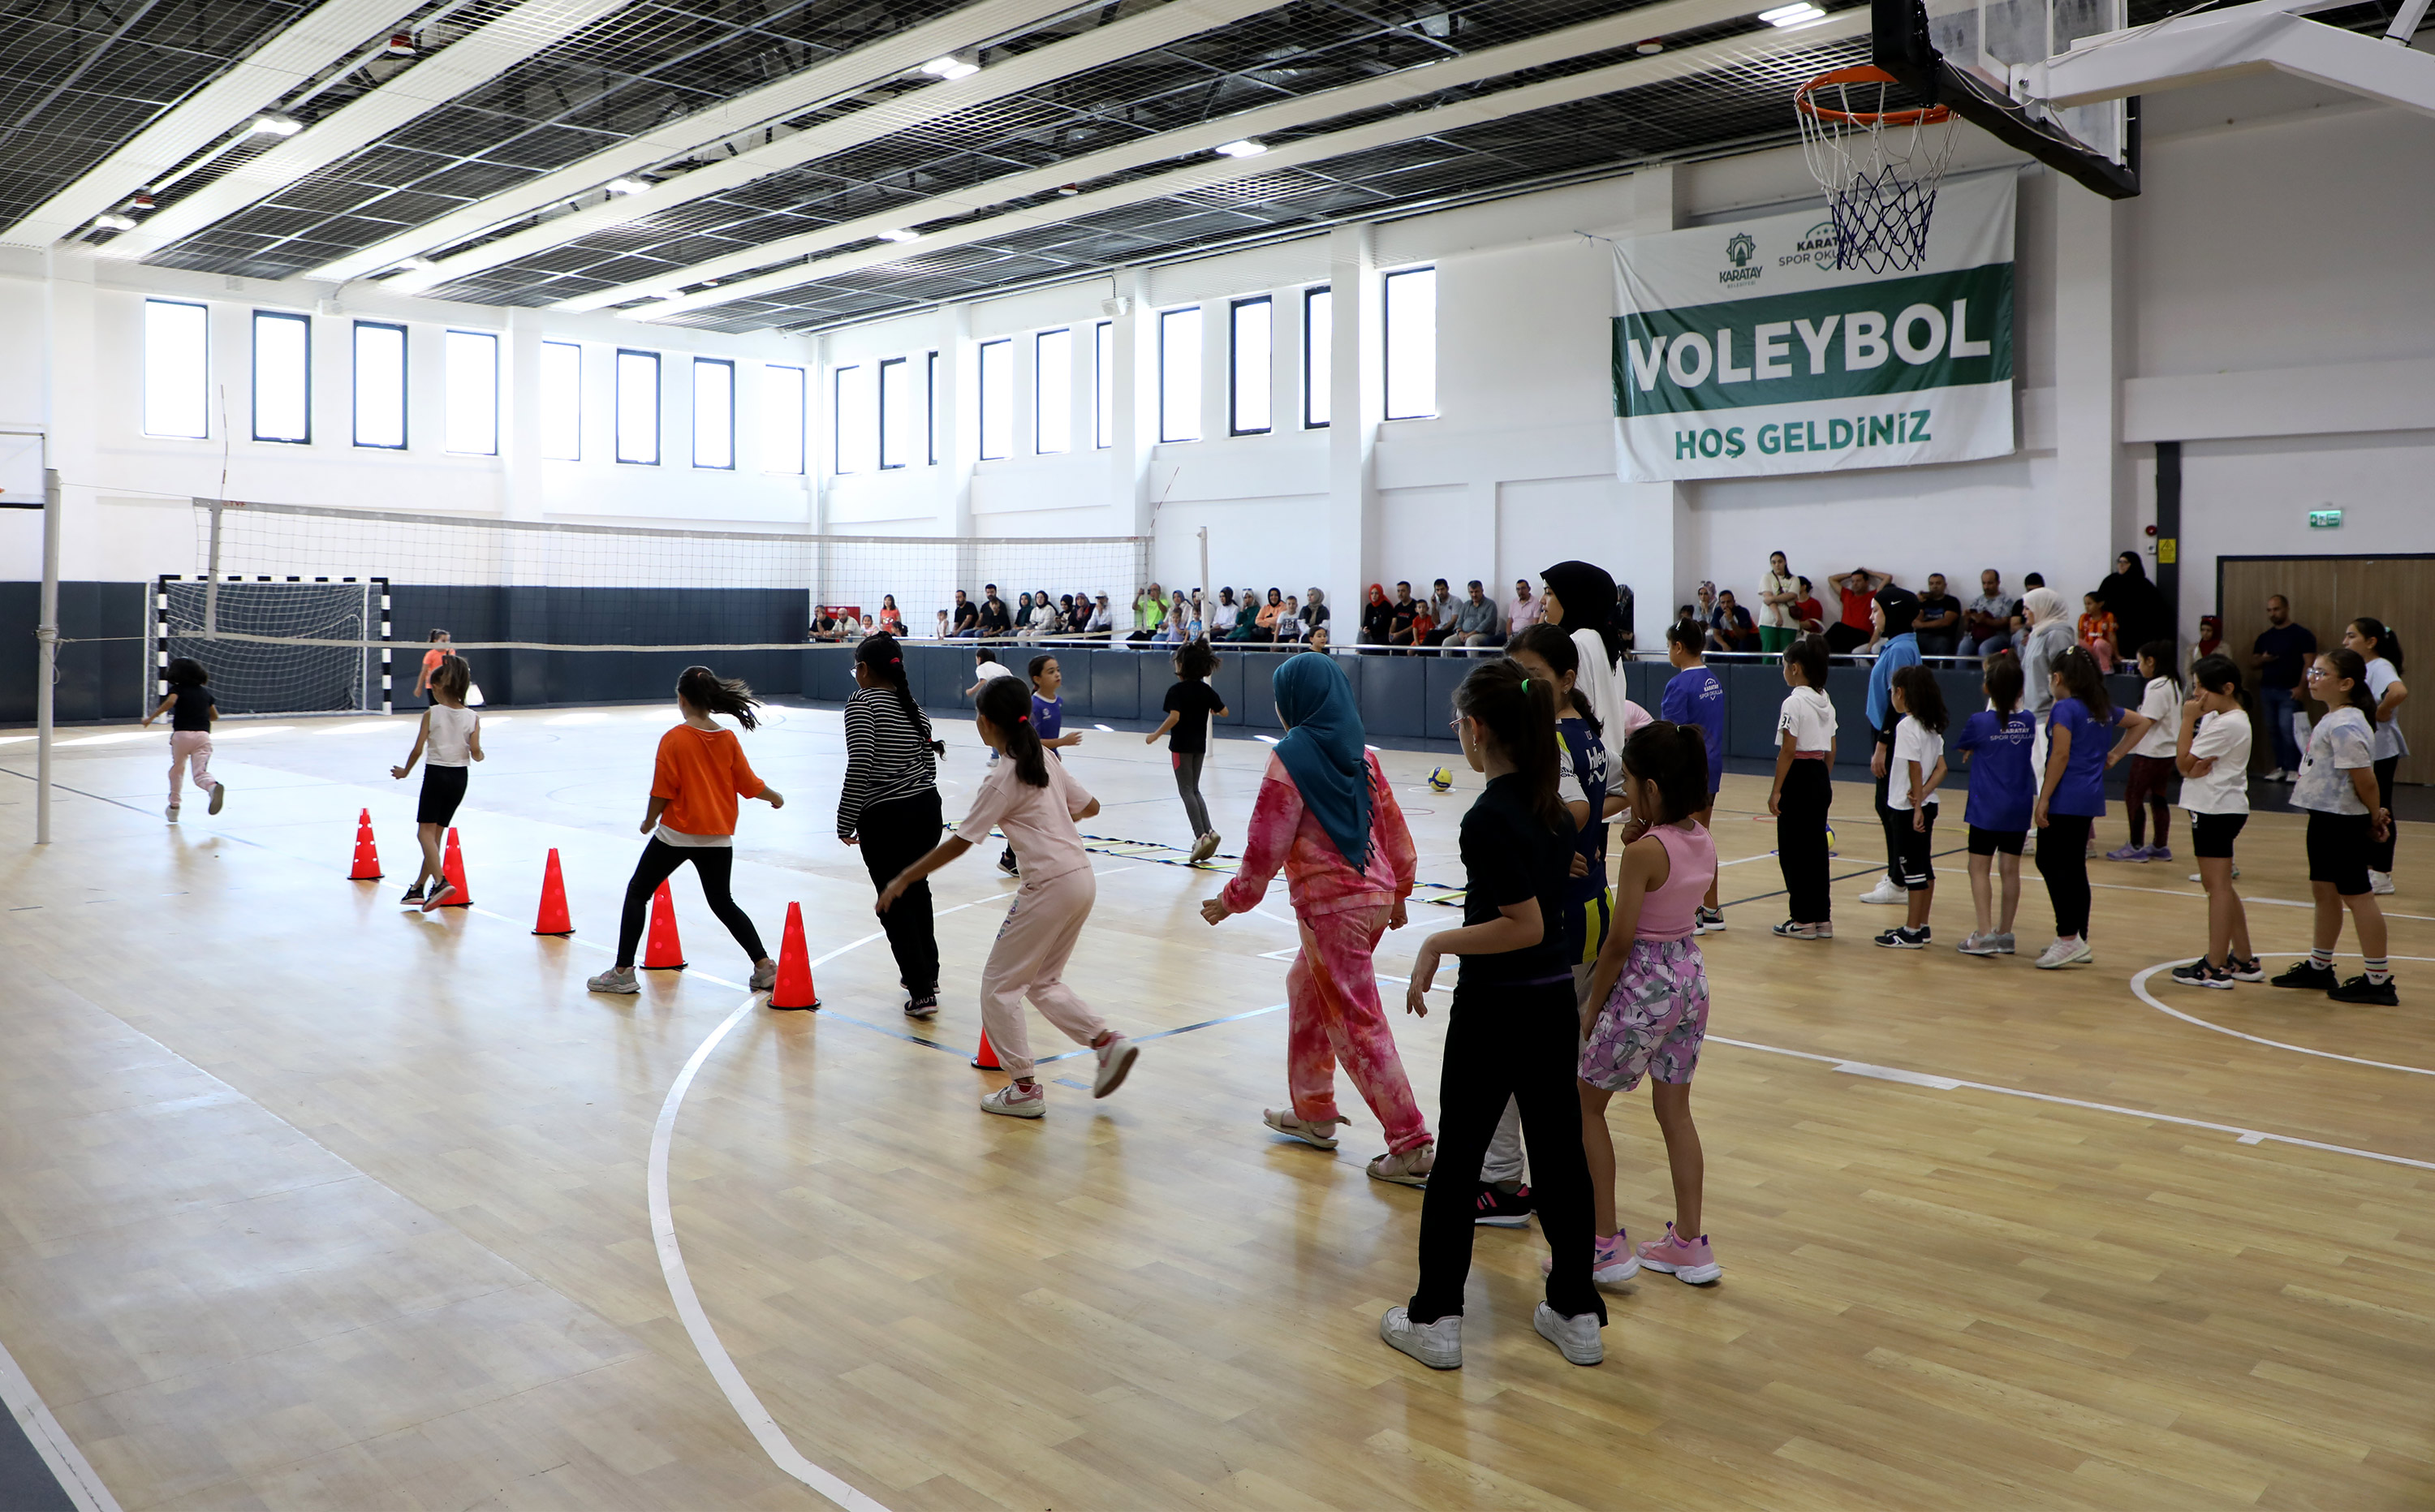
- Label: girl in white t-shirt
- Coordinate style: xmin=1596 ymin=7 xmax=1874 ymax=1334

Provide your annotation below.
xmin=2168 ymin=655 xmax=2258 ymax=989
xmin=390 ymin=653 xmax=483 ymax=911
xmin=2104 ymin=642 xmax=2182 ymax=863
xmin=1876 ymin=666 xmax=1946 ymax=950
xmin=877 ymin=675 xmax=1140 ymax=1117
xmin=1767 ymin=635 xmax=1837 ymax=941
xmin=2342 ymin=617 xmax=2408 ymax=893
xmin=2273 ymin=650 xmax=2394 ymax=1003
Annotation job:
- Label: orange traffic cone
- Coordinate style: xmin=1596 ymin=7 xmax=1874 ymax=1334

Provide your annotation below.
xmin=347 ymin=808 xmax=382 ymax=881
xmin=769 ymin=902 xmax=819 ymax=1010
xmin=436 ymin=827 xmax=472 ymax=907
xmin=532 ymin=848 xmax=574 ymax=936
xmin=642 ymin=881 xmax=686 ymax=970
xmin=972 ymin=1027 xmax=1001 ymax=1070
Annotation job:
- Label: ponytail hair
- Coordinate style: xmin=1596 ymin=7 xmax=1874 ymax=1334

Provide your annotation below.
xmin=1508 ymin=622 xmax=1600 ymax=738
xmin=1983 ymin=653 xmax=2023 ymax=716
xmin=2351 ymin=616 xmax=2403 ymax=675
xmin=1175 ymin=638 xmax=1216 ymax=681
xmin=1620 ymin=720 xmax=1710 ymax=827
xmin=166 ymin=656 xmax=209 ymax=687
xmin=2139 ymin=639 xmax=2179 ymax=689
xmin=1455 ymin=658 xmax=1565 ymax=834
xmin=1891 ymin=664 xmax=1947 ymax=734
xmin=1783 ymin=633 xmax=1829 ymax=693
xmin=677 ymin=666 xmax=761 ymax=730
xmin=976 ymin=675 xmax=1049 ymax=787
xmin=855 ymin=633 xmax=944 ymax=755
xmin=2053 ymin=645 xmax=2111 ymax=722
xmin=2322 ymin=648 xmax=2379 ymax=717
xmin=432 ymin=654 xmax=472 ymax=703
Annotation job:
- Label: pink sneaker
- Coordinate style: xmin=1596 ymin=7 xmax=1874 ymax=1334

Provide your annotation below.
xmin=1635 ymin=1221 xmax=1721 ymax=1285
xmin=1539 ymin=1230 xmax=1640 ymax=1284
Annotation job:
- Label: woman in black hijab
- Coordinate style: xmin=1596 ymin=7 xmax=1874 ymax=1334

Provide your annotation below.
xmin=2097 ymin=552 xmax=2169 ymax=657
xmin=1541 ymin=560 xmax=1622 ymax=727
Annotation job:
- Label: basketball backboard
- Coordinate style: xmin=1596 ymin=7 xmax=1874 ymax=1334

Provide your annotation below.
xmin=1873 ymin=0 xmax=2142 ymax=196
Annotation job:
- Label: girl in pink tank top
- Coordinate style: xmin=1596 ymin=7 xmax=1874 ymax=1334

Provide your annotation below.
xmin=1574 ymin=721 xmax=1724 ymax=1286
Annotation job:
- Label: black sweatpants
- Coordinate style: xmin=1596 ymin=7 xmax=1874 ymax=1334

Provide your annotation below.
xmin=859 ymin=787 xmax=943 ymax=996
xmin=616 ymin=839 xmax=766 ymax=968
xmin=1409 ymin=976 xmax=1605 ymax=1327
xmin=1777 ymin=758 xmax=1833 ymax=924
xmin=2035 ymin=812 xmax=2094 ymax=938
xmin=1874 ymin=761 xmax=1905 ymax=888
xmin=2372 ymin=755 xmax=2400 ymax=872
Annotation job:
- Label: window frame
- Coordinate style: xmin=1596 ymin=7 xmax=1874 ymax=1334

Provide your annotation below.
xmin=250 ymin=309 xmax=311 ymax=446
xmin=1381 ymin=266 xmax=1438 ymax=422
xmin=351 ymin=319 xmax=409 ymax=450
xmin=831 ymin=364 xmax=861 ymax=475
xmin=692 ymin=355 xmax=735 ymax=470
xmin=1302 ymin=286 xmax=1331 ymax=430
xmin=1229 ymin=295 xmax=1273 ymax=437
xmin=1034 ymin=326 xmax=1072 ymax=455
xmin=926 ymin=351 xmax=939 ymax=466
xmin=538 ymin=339 xmax=582 ymax=460
xmin=443 ymin=329 xmax=498 ymax=456
xmin=614 ymin=347 xmax=662 ymax=465
xmin=1157 ymin=305 xmax=1203 ymax=444
xmin=977 ymin=338 xmax=1013 ymax=461
xmin=878 ymin=355 xmax=911 ymax=470
xmin=763 ymin=362 xmax=804 ymax=475
xmin=143 ymin=298 xmax=210 ymax=441
xmin=1093 ymin=320 xmax=1113 ymax=450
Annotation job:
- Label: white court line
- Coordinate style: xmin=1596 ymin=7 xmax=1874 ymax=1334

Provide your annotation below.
xmin=0 ymin=1332 xmax=121 ymax=1512
xmin=2129 ymin=954 xmax=2435 ymax=1077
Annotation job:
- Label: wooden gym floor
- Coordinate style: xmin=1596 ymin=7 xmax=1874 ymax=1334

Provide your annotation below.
xmin=0 ymin=701 xmax=2429 ymax=1511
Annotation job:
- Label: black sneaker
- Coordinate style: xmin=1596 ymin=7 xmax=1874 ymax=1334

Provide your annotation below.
xmin=2170 ymin=959 xmax=2234 ymax=991
xmin=2271 ymin=959 xmax=2338 ymax=990
xmin=998 ymin=847 xmax=1019 ymax=877
xmin=1472 ymin=1182 xmax=1533 ymax=1228
xmin=2328 ymin=973 xmax=2399 ymax=1006
xmin=903 ymin=990 xmax=939 ymax=1020
xmin=1694 ymin=907 xmax=1726 ymax=934
xmin=398 ymin=884 xmax=425 ymax=905
xmin=2228 ymin=956 xmax=2266 ymax=983
xmin=1873 ymin=925 xmax=1929 ymax=950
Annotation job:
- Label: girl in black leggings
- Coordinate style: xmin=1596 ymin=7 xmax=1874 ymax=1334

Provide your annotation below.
xmin=839 ymin=634 xmax=949 ymax=1017
xmin=2031 ymin=647 xmax=2117 ymax=971
xmin=589 ymin=667 xmax=785 ymax=996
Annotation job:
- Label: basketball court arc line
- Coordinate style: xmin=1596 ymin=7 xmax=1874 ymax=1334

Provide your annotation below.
xmin=2128 ymin=955 xmax=2435 ymax=1077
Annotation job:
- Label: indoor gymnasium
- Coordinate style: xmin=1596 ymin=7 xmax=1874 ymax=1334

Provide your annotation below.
xmin=1 ymin=0 xmax=2433 ymax=1503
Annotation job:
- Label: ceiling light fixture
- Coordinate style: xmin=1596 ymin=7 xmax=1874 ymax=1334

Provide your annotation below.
xmin=1636 ymin=38 xmax=1665 ymax=53
xmin=919 ymin=56 xmax=979 ymax=80
xmin=1756 ymin=2 xmax=1828 ymax=26
xmin=875 ymin=229 xmax=920 ymax=243
xmin=93 ymin=213 xmax=136 ymax=231
xmin=383 ymin=32 xmax=416 ymax=55
xmin=1213 ymin=139 xmax=1268 ymax=157
xmin=248 ymin=112 xmax=302 ymax=136
xmin=394 ymin=256 xmax=437 ymax=273
xmin=604 ymin=177 xmax=649 ymax=196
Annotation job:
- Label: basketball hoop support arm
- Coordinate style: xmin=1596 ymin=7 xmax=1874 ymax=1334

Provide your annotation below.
xmin=1873 ymin=0 xmax=2143 ymax=198
xmin=0 ymin=428 xmax=58 ymax=843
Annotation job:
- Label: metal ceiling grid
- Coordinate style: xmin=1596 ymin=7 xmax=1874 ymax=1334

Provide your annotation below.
xmin=141 ymin=0 xmax=983 ymax=278
xmin=423 ymin=0 xmax=1665 ymax=307
xmin=0 ymin=0 xmax=311 ymax=228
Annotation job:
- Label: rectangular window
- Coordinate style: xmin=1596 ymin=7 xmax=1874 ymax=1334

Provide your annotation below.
xmin=1035 ymin=328 xmax=1071 ymax=454
xmin=614 ymin=348 xmax=660 ymax=463
xmin=444 ymin=330 xmax=498 ymax=454
xmin=352 ymin=321 xmax=407 ymax=449
xmin=692 ymin=357 xmax=734 ymax=468
xmin=978 ymin=338 xmax=1013 ymax=460
xmin=1304 ymin=286 xmax=1331 ymax=429
xmin=1093 ymin=320 xmax=1113 ymax=450
xmin=763 ymin=364 xmax=804 ymax=474
xmin=539 ymin=340 xmax=581 ymax=459
xmin=144 ymin=299 xmax=209 ymax=440
xmin=1158 ymin=306 xmax=1202 ymax=443
xmin=1230 ymin=296 xmax=1272 ymax=435
xmin=1383 ymin=267 xmax=1437 ymax=420
xmin=251 ymin=311 xmax=310 ymax=444
xmin=879 ymin=356 xmax=916 ymax=469
xmin=926 ymin=351 xmax=939 ymax=465
xmin=834 ymin=364 xmax=877 ymax=475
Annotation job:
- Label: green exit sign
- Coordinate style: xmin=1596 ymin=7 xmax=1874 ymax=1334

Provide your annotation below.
xmin=2309 ymin=509 xmax=2343 ymax=528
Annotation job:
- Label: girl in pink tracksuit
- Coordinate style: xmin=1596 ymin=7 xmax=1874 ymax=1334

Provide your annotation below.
xmin=1202 ymin=652 xmax=1433 ymax=1182
xmin=140 ymin=657 xmax=226 ymax=821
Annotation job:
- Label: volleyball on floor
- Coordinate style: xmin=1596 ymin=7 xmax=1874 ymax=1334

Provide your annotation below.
xmin=1426 ymin=765 xmax=1454 ymax=793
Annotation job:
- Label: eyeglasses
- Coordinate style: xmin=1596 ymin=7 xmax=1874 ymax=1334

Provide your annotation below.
xmin=2304 ymin=666 xmax=2332 ymax=679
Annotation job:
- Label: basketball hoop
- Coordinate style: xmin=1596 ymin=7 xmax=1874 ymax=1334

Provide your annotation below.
xmin=1795 ymin=65 xmax=1957 ymax=274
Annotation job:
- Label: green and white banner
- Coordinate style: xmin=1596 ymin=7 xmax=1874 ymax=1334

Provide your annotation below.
xmin=1611 ymin=171 xmax=2015 ymax=482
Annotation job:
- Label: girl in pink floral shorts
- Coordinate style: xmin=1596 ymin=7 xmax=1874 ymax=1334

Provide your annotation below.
xmin=1575 ymin=720 xmax=1723 ymax=1286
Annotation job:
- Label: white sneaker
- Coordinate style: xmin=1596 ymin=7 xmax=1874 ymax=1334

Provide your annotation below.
xmin=166 ymin=803 xmax=180 ymax=822
xmin=1532 ymin=1303 xmax=1605 ymax=1366
xmin=207 ymin=781 xmax=227 ymax=816
xmin=1380 ymin=1307 xmax=1462 ymax=1369
xmin=2370 ymin=870 xmax=2395 ymax=896
xmin=1859 ymin=877 xmax=1907 ymax=906
xmin=2034 ymin=937 xmax=2093 ymax=970
xmin=980 ymin=1081 xmax=1045 ymax=1118
xmin=1092 ymin=1035 xmax=1139 ymax=1097
xmin=1188 ymin=831 xmax=1220 ymax=864
xmin=2189 ymin=869 xmax=2240 ymax=882
xmin=2260 ymin=768 xmax=2286 ymax=782
xmin=587 ymin=966 xmax=639 ymax=995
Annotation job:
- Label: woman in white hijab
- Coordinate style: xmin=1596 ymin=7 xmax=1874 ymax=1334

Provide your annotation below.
xmin=2018 ymin=585 xmax=2076 ymax=771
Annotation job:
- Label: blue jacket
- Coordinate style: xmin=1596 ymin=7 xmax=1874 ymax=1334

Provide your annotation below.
xmin=1865 ymin=632 xmax=1920 ymax=740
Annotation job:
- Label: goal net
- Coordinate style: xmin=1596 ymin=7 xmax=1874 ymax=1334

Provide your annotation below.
xmin=157 ymin=577 xmax=386 ymax=716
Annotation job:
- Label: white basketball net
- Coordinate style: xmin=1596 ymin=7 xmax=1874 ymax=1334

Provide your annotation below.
xmin=1796 ymin=69 xmax=1959 ymax=274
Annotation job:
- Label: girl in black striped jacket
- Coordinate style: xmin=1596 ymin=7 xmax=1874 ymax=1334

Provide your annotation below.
xmin=840 ymin=634 xmax=949 ymax=1018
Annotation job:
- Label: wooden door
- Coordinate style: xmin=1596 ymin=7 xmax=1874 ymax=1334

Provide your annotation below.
xmin=2216 ymin=556 xmax=2435 ymax=783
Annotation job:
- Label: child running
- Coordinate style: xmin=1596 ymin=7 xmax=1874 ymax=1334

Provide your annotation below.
xmin=2031 ymin=647 xmax=2118 ymax=969
xmin=1202 ymin=654 xmax=1430 ymax=1178
xmin=1576 ymin=721 xmax=1722 ymax=1290
xmin=1951 ymin=656 xmax=2036 ymax=956
xmin=1767 ymin=635 xmax=1836 ymax=941
xmin=588 ymin=667 xmax=784 ymax=996
xmin=140 ymin=656 xmax=226 ymax=821
xmin=880 ymin=676 xmax=1140 ymax=1116
xmin=1876 ymin=666 xmax=1948 ymax=948
xmin=998 ymin=654 xmax=1083 ymax=876
xmin=388 ymin=653 xmax=483 ymax=910
xmin=2170 ymin=654 xmax=2260 ymax=988
xmin=2104 ymin=641 xmax=2182 ymax=862
xmin=1658 ymin=622 xmax=1726 ymax=933
xmin=1147 ymin=639 xmax=1228 ymax=863
xmin=2273 ymin=649 xmax=2398 ymax=1003
xmin=1383 ymin=661 xmax=1603 ymax=1372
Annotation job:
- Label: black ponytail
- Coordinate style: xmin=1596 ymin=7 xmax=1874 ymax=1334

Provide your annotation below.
xmin=855 ymin=633 xmax=944 ymax=755
xmin=2351 ymin=616 xmax=2403 ymax=675
xmin=1455 ymin=658 xmax=1565 ymax=834
xmin=1621 ymin=720 xmax=1709 ymax=826
xmin=678 ymin=665 xmax=761 ymax=730
xmin=976 ymin=675 xmax=1049 ymax=788
xmin=2054 ymin=645 xmax=2111 ymax=722
xmin=1508 ymin=622 xmax=1601 ymax=739
xmin=2323 ymin=648 xmax=2380 ymax=717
